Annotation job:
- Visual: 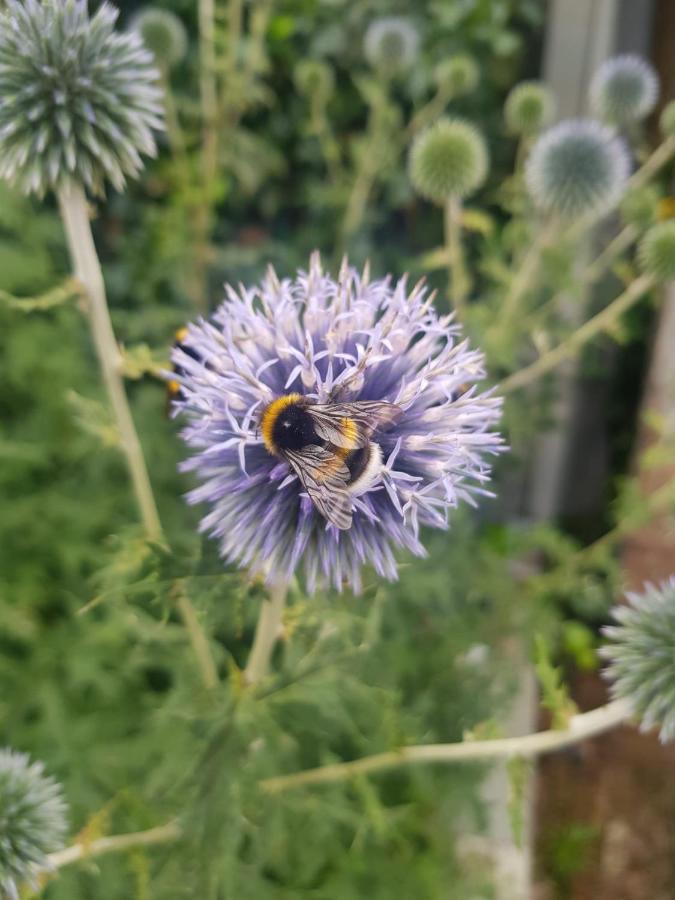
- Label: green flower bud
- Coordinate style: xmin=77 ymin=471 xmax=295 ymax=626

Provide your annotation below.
xmin=590 ymin=54 xmax=659 ymax=126
xmin=504 ymin=81 xmax=556 ymax=136
xmin=130 ymin=8 xmax=188 ymax=70
xmin=525 ymin=119 xmax=629 ymax=220
xmin=433 ymin=55 xmax=479 ymax=97
xmin=639 ymin=221 xmax=675 ymax=281
xmin=603 ymin=579 xmax=675 ymax=742
xmin=294 ymin=60 xmax=335 ymax=101
xmin=0 ymin=0 xmax=164 ymax=196
xmin=364 ymin=17 xmax=419 ymax=76
xmin=409 ymin=118 xmax=488 ymax=203
xmin=0 ymin=749 xmax=68 ymax=899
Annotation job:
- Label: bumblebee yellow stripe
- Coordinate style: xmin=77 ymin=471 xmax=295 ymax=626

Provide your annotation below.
xmin=335 ymin=417 xmax=358 ymax=460
xmin=175 ymin=326 xmax=189 ymax=343
xmin=261 ymin=393 xmax=303 ymax=455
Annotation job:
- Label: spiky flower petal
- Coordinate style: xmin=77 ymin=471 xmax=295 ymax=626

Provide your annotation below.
xmin=434 ymin=55 xmax=479 ymax=97
xmin=639 ymin=221 xmax=675 ymax=281
xmin=409 ymin=118 xmax=488 ymax=203
xmin=0 ymin=0 xmax=164 ymax=196
xmin=0 ymin=749 xmax=68 ymax=899
xmin=364 ymin=17 xmax=419 ymax=76
xmin=602 ymin=579 xmax=675 ymax=742
xmin=172 ymin=255 xmax=503 ymax=594
xmin=525 ymin=119 xmax=630 ymax=220
xmin=130 ymin=7 xmax=188 ymax=70
xmin=504 ymin=81 xmax=556 ymax=136
xmin=590 ymin=54 xmax=659 ymax=126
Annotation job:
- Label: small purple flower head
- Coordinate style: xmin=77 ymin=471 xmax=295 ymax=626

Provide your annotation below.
xmin=172 ymin=254 xmax=503 ymax=593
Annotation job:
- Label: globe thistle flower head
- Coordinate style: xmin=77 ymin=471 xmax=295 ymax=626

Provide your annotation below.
xmin=602 ymin=578 xmax=675 ymax=742
xmin=504 ymin=81 xmax=556 ymax=136
xmin=639 ymin=221 xmax=675 ymax=281
xmin=172 ymin=254 xmax=503 ymax=594
xmin=590 ymin=54 xmax=659 ymax=126
xmin=130 ymin=7 xmax=188 ymax=70
xmin=0 ymin=749 xmax=68 ymax=899
xmin=434 ymin=54 xmax=479 ymax=97
xmin=409 ymin=118 xmax=489 ymax=204
xmin=659 ymin=100 xmax=675 ymax=139
xmin=364 ymin=17 xmax=420 ymax=77
xmin=525 ymin=119 xmax=630 ymax=221
xmin=0 ymin=0 xmax=164 ymax=196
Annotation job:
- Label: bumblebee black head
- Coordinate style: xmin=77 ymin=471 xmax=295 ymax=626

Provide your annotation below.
xmin=260 ymin=394 xmax=320 ymax=455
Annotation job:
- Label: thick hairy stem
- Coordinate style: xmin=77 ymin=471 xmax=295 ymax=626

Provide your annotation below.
xmin=57 ymin=183 xmax=162 ymax=541
xmin=244 ymin=581 xmax=288 ymax=685
xmin=48 ymin=821 xmax=181 ymax=870
xmin=444 ymin=196 xmax=468 ymax=319
xmin=46 ymin=702 xmax=631 ymax=866
xmin=172 ymin=581 xmax=219 ymax=689
xmin=501 ymin=272 xmax=656 ymax=394
xmin=261 ymin=699 xmax=631 ymax=793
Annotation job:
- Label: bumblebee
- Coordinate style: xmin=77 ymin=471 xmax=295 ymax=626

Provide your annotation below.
xmin=260 ymin=394 xmax=401 ymax=530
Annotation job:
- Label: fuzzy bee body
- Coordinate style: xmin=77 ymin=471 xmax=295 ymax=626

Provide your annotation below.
xmin=260 ymin=394 xmax=400 ymax=530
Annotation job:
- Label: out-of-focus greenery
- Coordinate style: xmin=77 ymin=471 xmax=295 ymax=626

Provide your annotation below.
xmin=2 ymin=0 xmax=674 ymax=896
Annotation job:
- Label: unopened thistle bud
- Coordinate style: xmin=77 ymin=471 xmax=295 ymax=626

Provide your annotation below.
xmin=639 ymin=221 xmax=675 ymax=281
xmin=504 ymin=81 xmax=556 ymax=136
xmin=590 ymin=54 xmax=659 ymax=127
xmin=0 ymin=749 xmax=68 ymax=899
xmin=130 ymin=7 xmax=188 ymax=70
xmin=525 ymin=119 xmax=629 ymax=220
xmin=0 ymin=0 xmax=164 ymax=196
xmin=364 ymin=17 xmax=420 ymax=76
xmin=409 ymin=118 xmax=488 ymax=203
xmin=603 ymin=579 xmax=675 ymax=742
xmin=434 ymin=54 xmax=479 ymax=97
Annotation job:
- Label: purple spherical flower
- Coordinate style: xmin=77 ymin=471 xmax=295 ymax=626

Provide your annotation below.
xmin=172 ymin=254 xmax=503 ymax=593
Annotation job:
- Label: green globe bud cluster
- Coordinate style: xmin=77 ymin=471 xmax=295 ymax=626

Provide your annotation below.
xmin=620 ymin=186 xmax=660 ymax=230
xmin=130 ymin=7 xmax=188 ymax=70
xmin=504 ymin=81 xmax=556 ymax=136
xmin=639 ymin=221 xmax=675 ymax=282
xmin=433 ymin=54 xmax=479 ymax=98
xmin=0 ymin=749 xmax=68 ymax=899
xmin=364 ymin=17 xmax=420 ymax=77
xmin=525 ymin=119 xmax=629 ymax=220
xmin=603 ymin=579 xmax=675 ymax=742
xmin=590 ymin=54 xmax=659 ymax=127
xmin=409 ymin=118 xmax=488 ymax=204
xmin=0 ymin=0 xmax=164 ymax=195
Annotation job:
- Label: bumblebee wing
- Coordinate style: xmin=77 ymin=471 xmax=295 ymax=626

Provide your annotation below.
xmin=285 ymin=446 xmax=353 ymax=530
xmin=308 ymin=401 xmax=401 ymax=449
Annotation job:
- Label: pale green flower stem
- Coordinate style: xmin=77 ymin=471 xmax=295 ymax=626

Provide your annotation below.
xmin=57 ymin=183 xmax=218 ymax=690
xmin=500 ymin=272 xmax=656 ymax=394
xmin=244 ymin=580 xmax=288 ymax=685
xmin=57 ymin=182 xmax=162 ymax=542
xmin=493 ymin=219 xmax=558 ymax=334
xmin=46 ymin=700 xmax=630 ymax=870
xmin=444 ymin=196 xmax=469 ymax=320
